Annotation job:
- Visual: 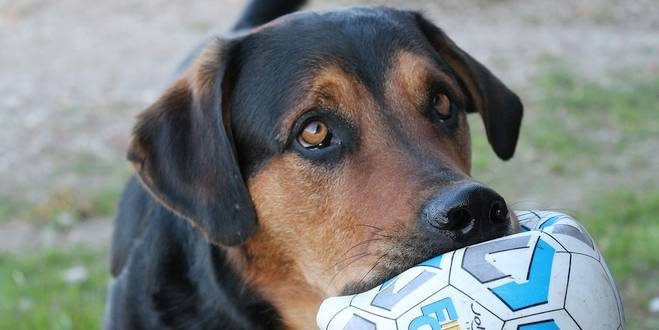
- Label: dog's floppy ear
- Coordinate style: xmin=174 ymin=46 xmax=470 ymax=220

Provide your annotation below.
xmin=415 ymin=14 xmax=523 ymax=160
xmin=127 ymin=38 xmax=256 ymax=246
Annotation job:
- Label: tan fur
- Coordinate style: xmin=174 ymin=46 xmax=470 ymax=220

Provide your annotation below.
xmin=387 ymin=51 xmax=463 ymax=111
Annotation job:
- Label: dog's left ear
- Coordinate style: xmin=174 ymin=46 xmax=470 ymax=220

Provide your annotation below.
xmin=127 ymin=39 xmax=257 ymax=246
xmin=415 ymin=14 xmax=523 ymax=160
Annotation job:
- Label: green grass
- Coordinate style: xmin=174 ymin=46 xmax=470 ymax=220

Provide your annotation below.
xmin=28 ymin=186 xmax=123 ymax=228
xmin=0 ymin=199 xmax=26 ymax=222
xmin=470 ymin=60 xmax=659 ymax=177
xmin=579 ymin=190 xmax=659 ymax=279
xmin=0 ymin=248 xmax=109 ymax=330
xmin=535 ymin=63 xmax=659 ymax=136
xmin=1 ymin=162 xmax=130 ymax=226
xmin=526 ymin=66 xmax=658 ymax=173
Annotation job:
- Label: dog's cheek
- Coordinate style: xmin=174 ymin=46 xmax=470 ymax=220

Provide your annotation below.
xmin=244 ymin=154 xmax=349 ymax=291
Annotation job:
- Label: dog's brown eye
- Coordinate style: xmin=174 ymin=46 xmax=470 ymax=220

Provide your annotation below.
xmin=432 ymin=93 xmax=451 ymax=120
xmin=298 ymin=120 xmax=331 ymax=148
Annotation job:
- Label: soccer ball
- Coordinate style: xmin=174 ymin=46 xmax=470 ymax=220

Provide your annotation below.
xmin=317 ymin=211 xmax=624 ymax=330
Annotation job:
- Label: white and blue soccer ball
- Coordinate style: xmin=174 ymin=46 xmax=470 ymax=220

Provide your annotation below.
xmin=317 ymin=211 xmax=625 ymax=330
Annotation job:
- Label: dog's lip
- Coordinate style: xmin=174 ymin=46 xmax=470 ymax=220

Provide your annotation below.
xmin=337 ymin=218 xmax=516 ymax=296
xmin=337 ymin=245 xmax=450 ymax=296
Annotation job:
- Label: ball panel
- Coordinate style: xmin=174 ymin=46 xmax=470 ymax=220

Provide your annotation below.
xmin=324 ymin=306 xmax=396 ymax=329
xmin=501 ymin=309 xmax=579 ymax=329
xmin=565 ymin=254 xmax=621 ymax=329
xmin=599 ymin=258 xmax=625 ymax=324
xmin=488 ymin=238 xmax=559 ymax=312
xmin=350 ymin=252 xmax=453 ymax=318
xmin=450 ymin=233 xmax=569 ymax=320
xmin=542 ymin=220 xmax=599 ymax=260
xmin=516 ymin=211 xmax=543 ymax=232
xmin=317 ymin=295 xmax=352 ymax=329
xmin=462 ymin=235 xmax=535 ymax=284
xmin=516 ymin=320 xmax=559 ymax=330
xmin=395 ymin=286 xmax=503 ymax=330
xmin=517 ymin=211 xmax=566 ymax=231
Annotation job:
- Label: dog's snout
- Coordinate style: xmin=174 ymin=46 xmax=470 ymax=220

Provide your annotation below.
xmin=422 ymin=183 xmax=510 ymax=237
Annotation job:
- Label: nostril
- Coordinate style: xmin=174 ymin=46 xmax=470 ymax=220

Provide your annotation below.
xmin=446 ymin=207 xmax=474 ymax=231
xmin=489 ymin=200 xmax=509 ymax=224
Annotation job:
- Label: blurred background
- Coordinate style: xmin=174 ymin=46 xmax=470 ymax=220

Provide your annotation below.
xmin=0 ymin=0 xmax=657 ymax=328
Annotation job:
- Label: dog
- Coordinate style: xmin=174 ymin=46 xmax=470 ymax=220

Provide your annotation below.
xmin=104 ymin=0 xmax=523 ymax=328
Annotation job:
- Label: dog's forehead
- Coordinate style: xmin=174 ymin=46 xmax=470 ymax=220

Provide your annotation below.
xmin=237 ymin=7 xmax=431 ymax=86
xmin=232 ymin=8 xmax=436 ymax=118
xmin=230 ymin=7 xmax=444 ymax=176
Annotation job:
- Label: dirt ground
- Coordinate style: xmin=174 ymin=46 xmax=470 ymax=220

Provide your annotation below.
xmin=1 ymin=0 xmax=658 ymax=247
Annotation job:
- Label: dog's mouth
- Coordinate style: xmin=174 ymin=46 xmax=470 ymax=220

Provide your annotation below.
xmin=338 ymin=214 xmax=518 ymax=296
xmin=338 ymin=241 xmax=456 ymax=296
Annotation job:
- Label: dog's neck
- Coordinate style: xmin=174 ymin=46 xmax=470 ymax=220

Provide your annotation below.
xmin=224 ymin=245 xmax=324 ymax=329
xmin=192 ymin=244 xmax=281 ymax=329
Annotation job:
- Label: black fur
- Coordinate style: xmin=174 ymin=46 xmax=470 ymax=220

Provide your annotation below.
xmin=106 ymin=1 xmax=523 ymax=329
xmin=128 ymin=48 xmax=258 ymax=246
xmin=105 ymin=178 xmax=281 ymax=329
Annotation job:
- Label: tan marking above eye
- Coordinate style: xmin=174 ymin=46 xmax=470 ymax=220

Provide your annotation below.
xmin=298 ymin=121 xmax=329 ymax=148
xmin=433 ymin=93 xmax=451 ymax=118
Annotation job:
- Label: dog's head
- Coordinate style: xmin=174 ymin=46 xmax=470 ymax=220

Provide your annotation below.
xmin=127 ymin=7 xmax=522 ymax=327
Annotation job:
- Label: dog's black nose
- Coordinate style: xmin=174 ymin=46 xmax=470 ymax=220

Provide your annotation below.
xmin=422 ymin=182 xmax=510 ymax=237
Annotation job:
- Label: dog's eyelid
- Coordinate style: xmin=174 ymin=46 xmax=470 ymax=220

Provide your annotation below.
xmin=425 ymin=82 xmax=463 ymax=127
xmin=427 ymin=72 xmax=466 ymax=107
xmin=429 ymin=81 xmax=456 ymax=99
xmin=290 ymin=106 xmax=341 ymax=130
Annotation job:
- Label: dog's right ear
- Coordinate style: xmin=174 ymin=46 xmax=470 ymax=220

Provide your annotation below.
xmin=127 ymin=39 xmax=257 ymax=246
xmin=415 ymin=14 xmax=523 ymax=160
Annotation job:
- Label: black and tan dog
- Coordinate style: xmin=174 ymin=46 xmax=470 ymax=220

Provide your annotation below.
xmin=104 ymin=0 xmax=523 ymax=328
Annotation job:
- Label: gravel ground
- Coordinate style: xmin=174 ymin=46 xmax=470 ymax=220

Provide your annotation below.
xmin=1 ymin=0 xmax=658 ymax=251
